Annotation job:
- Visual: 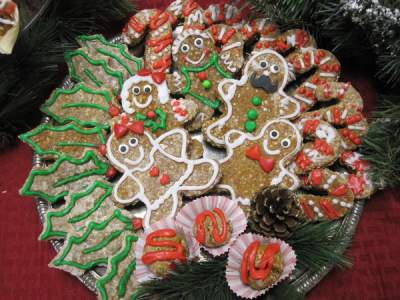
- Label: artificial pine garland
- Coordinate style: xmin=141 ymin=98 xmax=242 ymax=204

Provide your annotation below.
xmin=136 ymin=220 xmax=351 ymax=300
xmin=0 ymin=0 xmax=135 ymax=150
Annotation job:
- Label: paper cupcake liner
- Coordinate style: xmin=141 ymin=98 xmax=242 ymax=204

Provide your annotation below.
xmin=175 ymin=196 xmax=247 ymax=256
xmin=134 ymin=217 xmax=200 ymax=283
xmin=226 ymin=233 xmax=297 ymax=299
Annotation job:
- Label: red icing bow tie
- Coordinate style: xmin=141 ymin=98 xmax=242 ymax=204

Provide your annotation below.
xmin=137 ymin=68 xmax=166 ymax=84
xmin=114 ymin=121 xmax=144 ymax=139
xmin=245 ymin=144 xmax=276 ymax=173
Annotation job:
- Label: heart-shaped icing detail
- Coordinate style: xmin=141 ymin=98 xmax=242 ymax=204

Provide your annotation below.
xmin=128 ymin=121 xmax=144 ymax=135
xmin=114 ymin=123 xmax=128 ymax=139
xmin=259 ymin=156 xmax=275 ymax=173
xmin=245 ymin=144 xmax=261 ymax=161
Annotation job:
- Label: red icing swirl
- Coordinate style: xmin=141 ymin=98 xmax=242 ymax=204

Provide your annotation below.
xmin=240 ymin=241 xmax=281 ymax=284
xmin=195 ymin=208 xmax=229 ymax=245
xmin=141 ymin=229 xmax=187 ymax=265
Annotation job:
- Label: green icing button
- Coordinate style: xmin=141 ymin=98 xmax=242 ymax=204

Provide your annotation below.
xmin=202 ymin=80 xmax=212 ymax=90
xmin=247 ymin=109 xmax=258 ymax=120
xmin=252 ymin=96 xmax=262 ymax=106
xmin=245 ymin=120 xmax=257 ymax=132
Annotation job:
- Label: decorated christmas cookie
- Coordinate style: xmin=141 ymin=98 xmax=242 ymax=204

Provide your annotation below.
xmin=119 ymin=68 xmax=198 ymax=135
xmin=106 ymin=122 xmax=220 ymax=226
xmin=217 ymin=119 xmax=302 ymax=209
xmin=168 ymin=23 xmax=244 ymax=130
xmin=204 ymin=49 xmax=301 ymax=148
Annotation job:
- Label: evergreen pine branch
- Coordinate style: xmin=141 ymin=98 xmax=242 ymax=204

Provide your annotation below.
xmin=360 ymin=95 xmax=400 ymax=188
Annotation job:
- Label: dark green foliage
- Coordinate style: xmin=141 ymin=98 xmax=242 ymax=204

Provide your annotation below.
xmin=360 ymin=95 xmax=400 ymax=188
xmin=0 ymin=0 xmax=135 ymax=149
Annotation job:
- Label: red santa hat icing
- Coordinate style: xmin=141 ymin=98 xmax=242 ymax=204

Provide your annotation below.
xmin=120 ymin=68 xmax=169 ymax=114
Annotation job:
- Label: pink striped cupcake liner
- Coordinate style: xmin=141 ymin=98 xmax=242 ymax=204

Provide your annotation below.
xmin=134 ymin=217 xmax=200 ymax=283
xmin=226 ymin=233 xmax=297 ymax=299
xmin=175 ymin=196 xmax=247 ymax=256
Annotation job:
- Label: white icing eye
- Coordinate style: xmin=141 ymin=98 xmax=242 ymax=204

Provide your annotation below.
xmin=269 ymin=129 xmax=280 ymax=140
xmin=281 ymin=138 xmax=291 ymax=148
xmin=132 ymin=86 xmax=141 ymax=96
xmin=128 ymin=138 xmax=138 ymax=147
xmin=194 ymin=37 xmax=204 ymax=48
xmin=143 ymin=85 xmax=152 ymax=94
xmin=118 ymin=144 xmax=129 ymax=154
xmin=259 ymin=60 xmax=269 ymax=69
xmin=270 ymin=64 xmax=280 ymax=74
xmin=181 ymin=43 xmax=190 ymax=53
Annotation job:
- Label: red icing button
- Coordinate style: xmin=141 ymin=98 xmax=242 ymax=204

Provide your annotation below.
xmin=114 ymin=124 xmax=128 ymax=139
xmin=106 ymin=166 xmax=118 ymax=179
xmin=160 ymin=174 xmax=170 ymax=185
xmin=98 ymin=144 xmax=107 ymax=157
xmin=197 ymin=72 xmax=208 ymax=81
xmin=310 ymin=169 xmax=324 ymax=186
xmin=147 ymin=111 xmax=156 ymax=119
xmin=150 ymin=166 xmax=160 ymax=177
xmin=132 ymin=218 xmax=143 ymax=230
xmin=245 ymin=145 xmax=261 ymax=160
xmin=259 ymin=157 xmax=275 ymax=173
xmin=108 ymin=104 xmax=121 ymax=117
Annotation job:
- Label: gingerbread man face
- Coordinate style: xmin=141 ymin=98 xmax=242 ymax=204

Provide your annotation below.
xmin=172 ymin=29 xmax=215 ymax=67
xmin=245 ymin=50 xmax=288 ymax=94
xmin=121 ymin=69 xmax=169 ymax=114
xmin=261 ymin=120 xmax=301 ymax=159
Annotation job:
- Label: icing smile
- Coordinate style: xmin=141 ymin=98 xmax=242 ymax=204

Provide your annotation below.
xmin=184 ymin=51 xmax=206 ymax=65
xmin=133 ymin=95 xmax=153 ymax=109
xmin=124 ymin=146 xmax=145 ymax=166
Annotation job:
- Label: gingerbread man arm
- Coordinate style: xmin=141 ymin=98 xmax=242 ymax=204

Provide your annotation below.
xmin=167 ymin=71 xmax=187 ymax=94
xmin=112 ymin=173 xmax=142 ymax=206
xmin=169 ymin=98 xmax=198 ymax=125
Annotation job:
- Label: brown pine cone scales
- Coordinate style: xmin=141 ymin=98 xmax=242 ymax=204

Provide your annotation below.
xmin=249 ymin=187 xmax=305 ymax=238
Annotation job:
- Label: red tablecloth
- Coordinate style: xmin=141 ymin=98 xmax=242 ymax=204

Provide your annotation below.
xmin=1 ymin=0 xmax=399 ymax=299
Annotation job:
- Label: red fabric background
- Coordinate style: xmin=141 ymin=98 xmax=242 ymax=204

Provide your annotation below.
xmin=1 ymin=0 xmax=399 ymax=299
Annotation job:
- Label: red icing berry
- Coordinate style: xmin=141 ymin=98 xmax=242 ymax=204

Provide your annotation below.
xmin=108 ymin=104 xmax=121 ymax=117
xmin=128 ymin=121 xmax=144 ymax=135
xmin=106 ymin=166 xmax=118 ymax=179
xmin=98 ymin=144 xmax=107 ymax=157
xmin=147 ymin=111 xmax=156 ymax=119
xmin=160 ymin=174 xmax=170 ymax=185
xmin=132 ymin=218 xmax=143 ymax=230
xmin=198 ymin=72 xmax=208 ymax=81
xmin=310 ymin=169 xmax=324 ymax=186
xmin=149 ymin=166 xmax=160 ymax=177
xmin=245 ymin=145 xmax=261 ymax=160
xmin=114 ymin=124 xmax=128 ymax=139
xmin=179 ymin=110 xmax=188 ymax=117
xmin=303 ymin=119 xmax=320 ymax=134
xmin=259 ymin=157 xmax=275 ymax=173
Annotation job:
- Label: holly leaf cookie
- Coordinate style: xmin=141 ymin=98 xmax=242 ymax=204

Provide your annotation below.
xmin=96 ymin=235 xmax=139 ymax=300
xmin=39 ymin=180 xmax=115 ymax=240
xmin=20 ymin=151 xmax=109 ymax=203
xmin=19 ymin=123 xmax=107 ymax=160
xmin=50 ymin=209 xmax=134 ymax=277
xmin=41 ymin=84 xmax=118 ymax=129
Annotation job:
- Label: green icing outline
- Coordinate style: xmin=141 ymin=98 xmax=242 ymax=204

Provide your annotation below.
xmin=135 ymin=108 xmax=167 ymax=132
xmin=39 ymin=181 xmax=113 ymax=240
xmin=181 ymin=52 xmax=232 ymax=110
xmin=78 ymin=34 xmax=143 ymax=73
xmin=96 ymin=234 xmax=139 ymax=300
xmin=65 ymin=49 xmax=125 ymax=95
xmin=19 ymin=123 xmax=107 ymax=158
xmin=41 ymin=83 xmax=112 ymax=128
xmin=20 ymin=151 xmax=109 ymax=203
xmin=52 ymin=210 xmax=133 ymax=271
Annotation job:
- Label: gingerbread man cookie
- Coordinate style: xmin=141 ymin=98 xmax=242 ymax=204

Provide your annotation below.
xmin=217 ymin=119 xmax=302 ymax=209
xmin=204 ymin=49 xmax=301 ymax=148
xmin=119 ymin=68 xmax=198 ymax=135
xmin=106 ymin=122 xmax=220 ymax=227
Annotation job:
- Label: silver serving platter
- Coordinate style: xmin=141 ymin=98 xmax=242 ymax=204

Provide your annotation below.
xmin=33 ymin=35 xmax=365 ymax=297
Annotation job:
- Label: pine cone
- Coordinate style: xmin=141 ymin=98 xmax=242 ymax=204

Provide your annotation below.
xmin=249 ymin=187 xmax=305 ymax=238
